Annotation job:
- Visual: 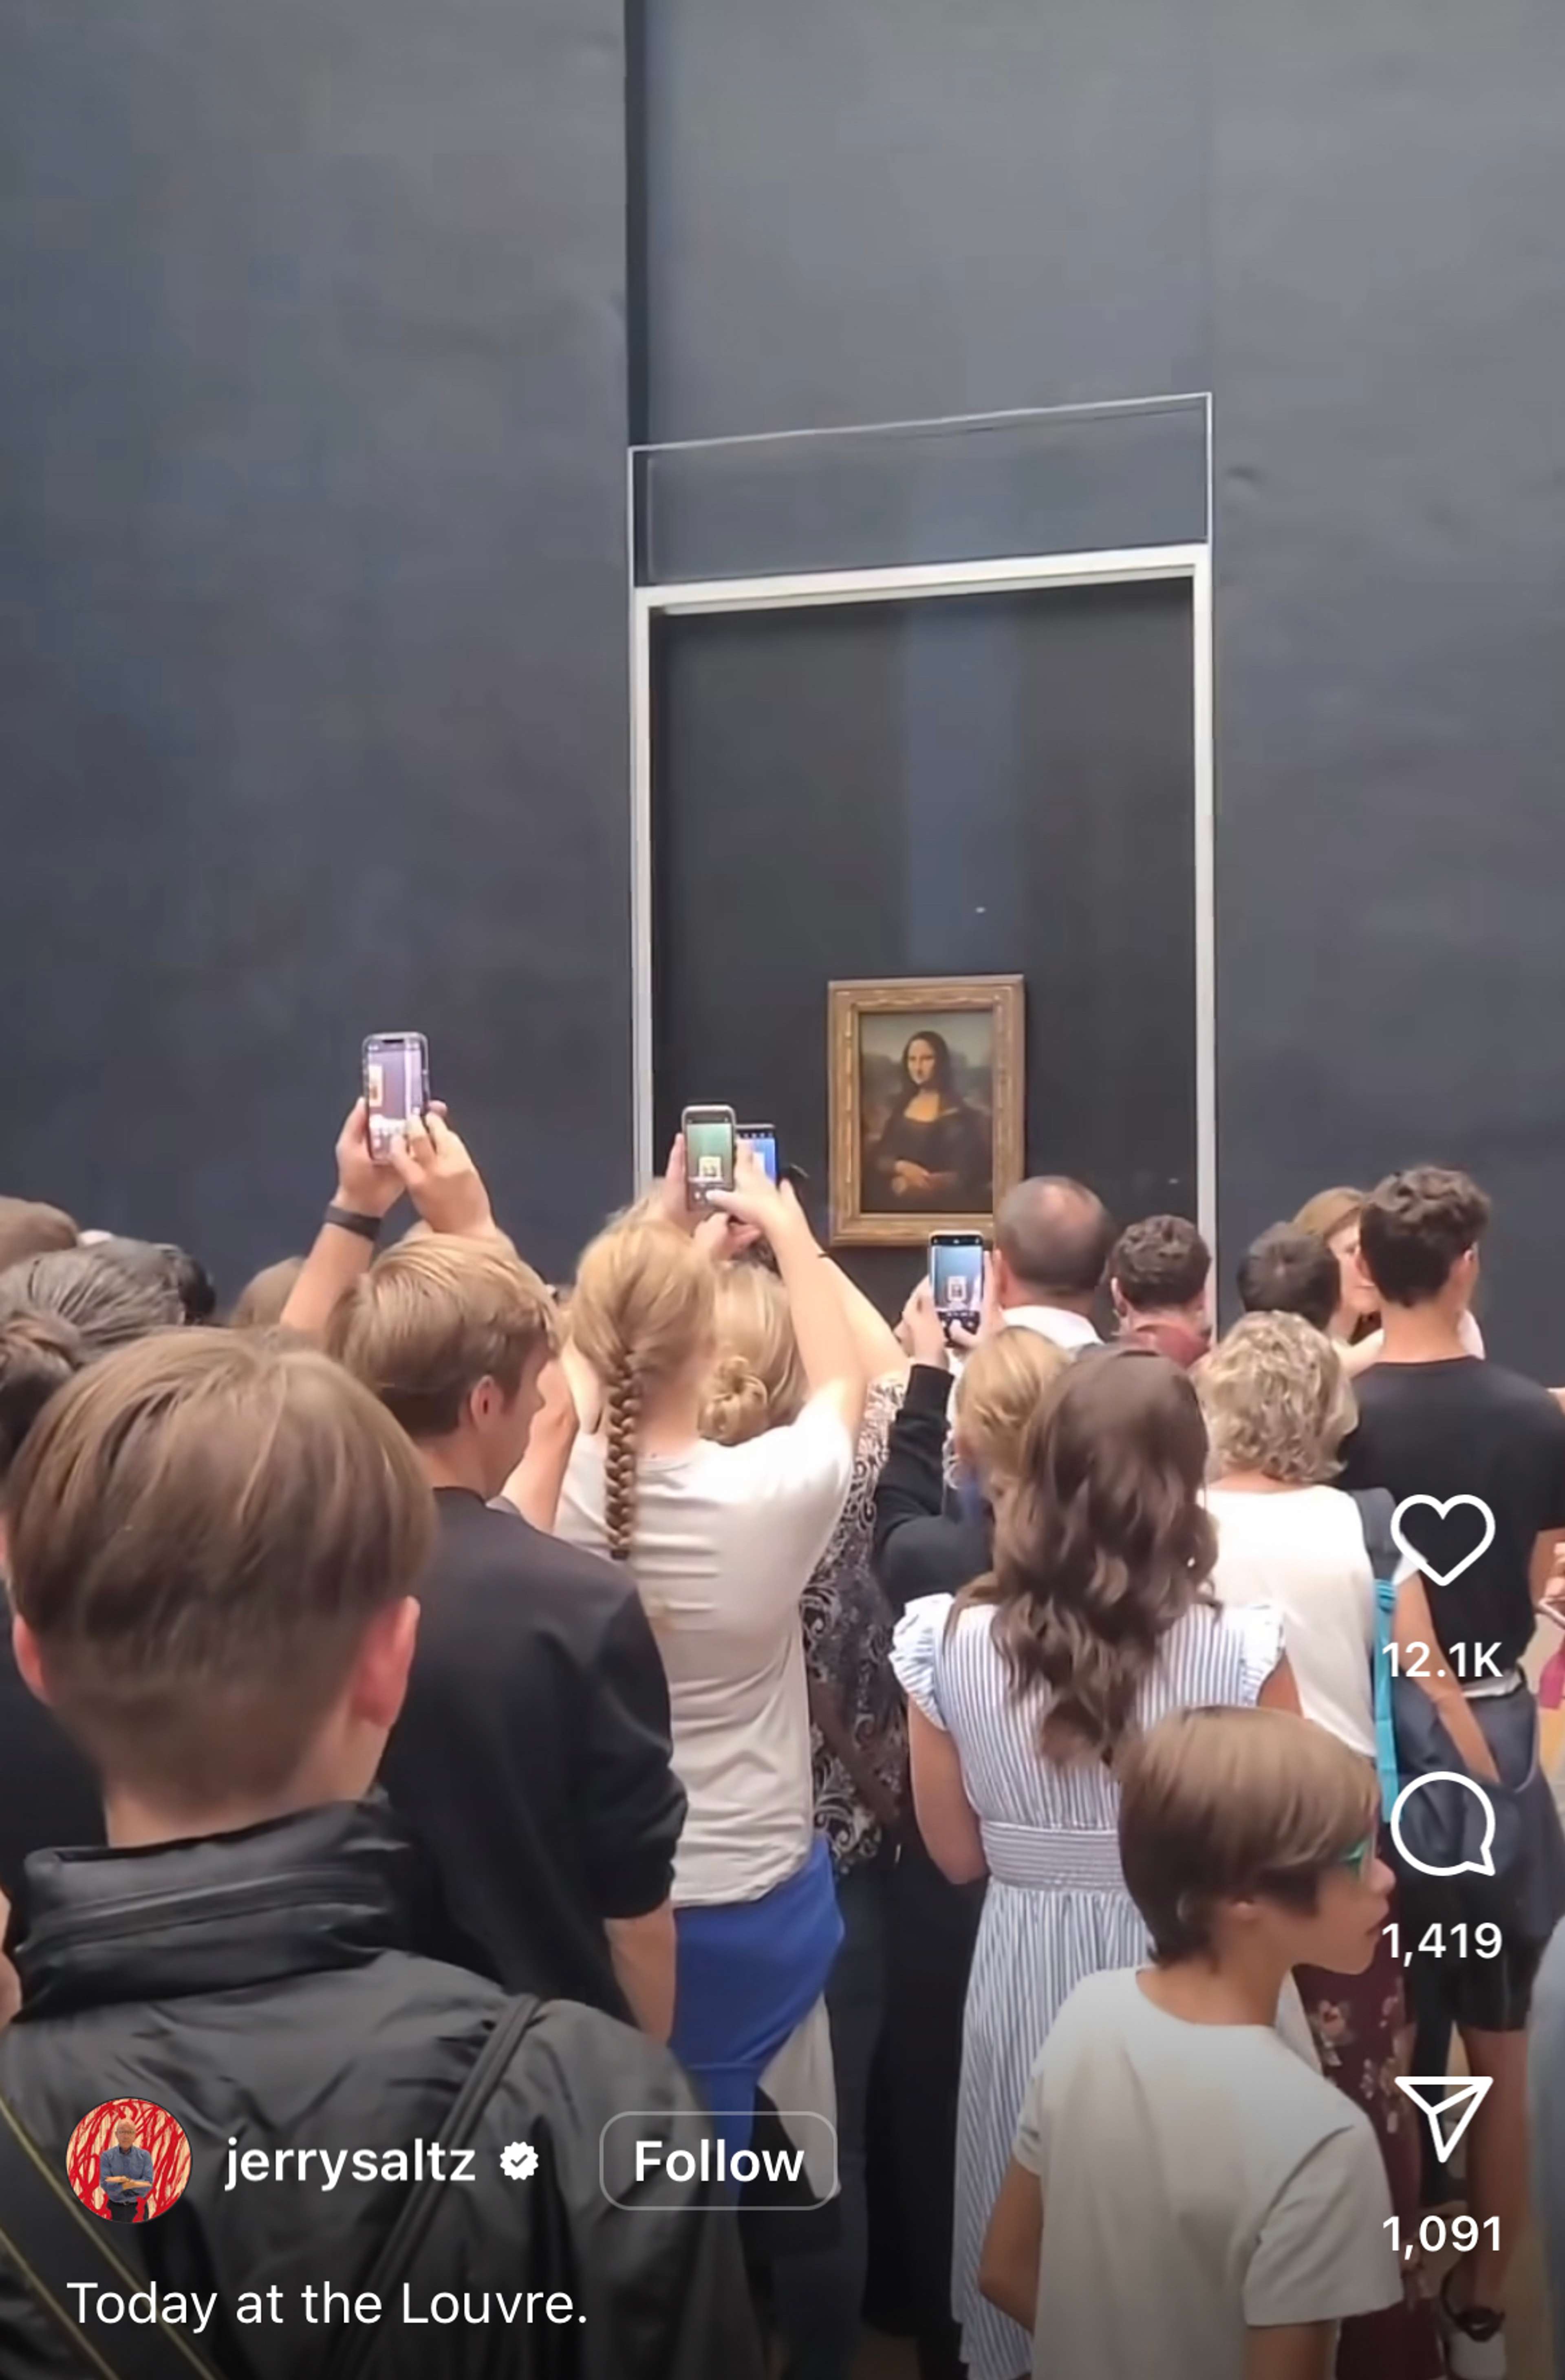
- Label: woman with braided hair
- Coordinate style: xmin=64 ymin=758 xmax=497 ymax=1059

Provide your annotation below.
xmin=558 ymin=1138 xmax=865 ymax=2196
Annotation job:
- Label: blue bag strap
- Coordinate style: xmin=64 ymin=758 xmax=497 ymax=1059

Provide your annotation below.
xmin=1372 ymin=1573 xmax=1401 ymax=1820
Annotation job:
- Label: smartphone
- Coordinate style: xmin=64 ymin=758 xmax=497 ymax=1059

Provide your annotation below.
xmin=930 ymin=1231 xmax=985 ymax=1322
xmin=682 ymin=1105 xmax=737 ymax=1203
xmin=363 ymin=1032 xmax=430 ymax=1164
xmin=737 ymin=1124 xmax=779 ymax=1185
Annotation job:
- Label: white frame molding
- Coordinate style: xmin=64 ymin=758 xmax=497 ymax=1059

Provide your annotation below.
xmin=630 ymin=540 xmax=1215 ymax=1254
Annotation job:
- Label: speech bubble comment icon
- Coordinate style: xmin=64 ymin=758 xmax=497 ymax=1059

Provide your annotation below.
xmin=1389 ymin=1773 xmax=1498 ymax=1879
xmin=1389 ymin=1494 xmax=1496 ymax=1588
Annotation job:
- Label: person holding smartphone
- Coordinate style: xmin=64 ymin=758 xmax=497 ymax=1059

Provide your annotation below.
xmin=696 ymin=1252 xmax=910 ymax=2380
xmin=556 ymin=1141 xmax=864 ymax=2191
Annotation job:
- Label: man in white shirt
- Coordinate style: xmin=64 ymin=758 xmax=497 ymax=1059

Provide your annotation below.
xmin=991 ymin=1177 xmax=1114 ymax=1352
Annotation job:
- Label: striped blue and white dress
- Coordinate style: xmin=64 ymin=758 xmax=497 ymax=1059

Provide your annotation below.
xmin=891 ymin=1591 xmax=1284 ymax=2380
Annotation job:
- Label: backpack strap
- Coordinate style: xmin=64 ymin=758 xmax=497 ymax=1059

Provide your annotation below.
xmin=1371 ymin=1574 xmax=1403 ymax=1822
xmin=1348 ymin=1487 xmax=1404 ymax=1822
xmin=1347 ymin=1486 xmax=1399 ymax=1589
xmin=0 ymin=2092 xmax=224 ymax=2380
xmin=325 ymin=1994 xmax=545 ymax=2380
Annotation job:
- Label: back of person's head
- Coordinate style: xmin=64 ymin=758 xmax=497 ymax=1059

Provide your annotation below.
xmin=1292 ymin=1185 xmax=1365 ymax=1246
xmin=92 ymin=1235 xmax=217 ymax=1324
xmin=952 ymin=1326 xmax=1067 ymax=1498
xmin=397 ymin=1215 xmax=520 ymax=1260
xmin=1119 ymin=1706 xmax=1378 ymax=1964
xmin=569 ymin=1218 xmax=716 ymax=1561
xmin=1109 ymin=1215 xmax=1210 ymax=1317
xmin=328 ymin=1237 xmax=558 ymax=1441
xmin=700 ymin=1261 xmax=805 ymax=1448
xmin=1196 ymin=1311 xmax=1355 ymax=1486
xmin=1359 ymin=1166 xmax=1491 ymax=1308
xmin=4 ymin=1329 xmax=434 ymax=1816
xmin=994 ymin=1176 xmax=1115 ymax=1308
xmin=0 ymin=1313 xmax=87 ymax=1487
xmin=1236 ymin=1224 xmax=1339 ymax=1333
xmin=0 ymin=1196 xmax=78 ymax=1275
xmin=0 ymin=1246 xmax=182 ymax=1352
xmin=0 ymin=1250 xmax=184 ymax=1499
xmin=978 ymin=1343 xmax=1215 ymax=1765
xmin=229 ymin=1256 xmax=305 ymax=1330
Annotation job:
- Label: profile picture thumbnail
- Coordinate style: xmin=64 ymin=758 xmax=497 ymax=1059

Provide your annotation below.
xmin=67 ymin=2100 xmax=191 ymax=2225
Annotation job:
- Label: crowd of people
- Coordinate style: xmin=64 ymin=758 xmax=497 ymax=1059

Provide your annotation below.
xmin=1 ymin=1123 xmax=1564 ymax=2380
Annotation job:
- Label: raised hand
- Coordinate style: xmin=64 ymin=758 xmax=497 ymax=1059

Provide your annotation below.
xmin=900 ymin=1279 xmax=951 ymax=1370
xmin=706 ymin=1143 xmax=808 ymax=1248
xmin=333 ymin=1099 xmax=407 ymax=1220
xmin=388 ymin=1111 xmax=497 ymax=1239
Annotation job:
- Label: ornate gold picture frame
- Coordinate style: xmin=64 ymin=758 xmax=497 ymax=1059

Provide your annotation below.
xmin=828 ymin=975 xmax=1025 ymax=1247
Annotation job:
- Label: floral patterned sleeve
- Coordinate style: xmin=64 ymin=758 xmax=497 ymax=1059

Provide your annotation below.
xmin=801 ymin=1374 xmax=909 ymax=1873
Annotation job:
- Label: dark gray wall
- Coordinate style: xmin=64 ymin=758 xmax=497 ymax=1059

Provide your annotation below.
xmin=652 ymin=585 xmax=1196 ymax=1315
xmin=1 ymin=0 xmax=630 ymax=1291
xmin=639 ymin=0 xmax=1565 ymax=1371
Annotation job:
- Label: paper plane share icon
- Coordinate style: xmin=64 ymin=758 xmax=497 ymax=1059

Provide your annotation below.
xmin=1393 ymin=2075 xmax=1493 ymax=2164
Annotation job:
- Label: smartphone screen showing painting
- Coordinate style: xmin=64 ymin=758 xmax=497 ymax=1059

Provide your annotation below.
xmin=828 ymin=976 xmax=1024 ymax=1246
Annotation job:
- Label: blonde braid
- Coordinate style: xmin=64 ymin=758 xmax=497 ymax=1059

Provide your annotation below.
xmin=603 ymin=1358 xmax=643 ymax=1563
xmin=569 ymin=1212 xmax=715 ymax=1588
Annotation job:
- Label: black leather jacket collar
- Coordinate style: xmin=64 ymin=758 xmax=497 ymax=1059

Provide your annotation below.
xmin=13 ymin=1795 xmax=423 ymax=2019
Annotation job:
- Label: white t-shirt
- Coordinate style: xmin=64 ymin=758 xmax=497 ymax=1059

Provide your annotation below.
xmin=1014 ymin=1968 xmax=1397 ymax=2380
xmin=1003 ymin=1304 xmax=1102 ymax=1352
xmin=556 ymin=1400 xmax=854 ymax=1908
xmin=1347 ymin=1309 xmax=1485 ymax=1365
xmin=1205 ymin=1484 xmax=1411 ymax=1760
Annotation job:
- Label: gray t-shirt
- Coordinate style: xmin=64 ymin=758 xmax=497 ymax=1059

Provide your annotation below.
xmin=1014 ymin=1968 xmax=1398 ymax=2379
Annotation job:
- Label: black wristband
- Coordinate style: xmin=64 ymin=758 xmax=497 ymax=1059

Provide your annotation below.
xmin=324 ymin=1203 xmax=383 ymax=1244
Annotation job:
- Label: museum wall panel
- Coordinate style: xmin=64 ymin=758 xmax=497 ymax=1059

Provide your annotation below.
xmin=0 ymin=0 xmax=631 ymax=1289
xmin=639 ymin=0 xmax=1565 ymax=1366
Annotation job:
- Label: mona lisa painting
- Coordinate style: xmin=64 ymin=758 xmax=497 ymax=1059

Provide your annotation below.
xmin=828 ymin=976 xmax=1025 ymax=1246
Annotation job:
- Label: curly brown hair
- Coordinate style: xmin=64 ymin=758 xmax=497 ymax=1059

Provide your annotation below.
xmin=1359 ymin=1166 xmax=1491 ymax=1306
xmin=964 ymin=1343 xmax=1216 ymax=1765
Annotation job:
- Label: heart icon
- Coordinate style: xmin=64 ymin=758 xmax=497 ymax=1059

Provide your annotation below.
xmin=1389 ymin=1494 xmax=1497 ymax=1588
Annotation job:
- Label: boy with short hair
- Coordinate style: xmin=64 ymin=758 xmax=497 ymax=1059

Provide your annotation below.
xmin=0 ymin=1330 xmax=755 ymax=2380
xmin=1108 ymin=1213 xmax=1212 ymax=1368
xmin=978 ymin=1707 xmax=1399 ymax=2380
xmin=1237 ymin=1224 xmax=1341 ymax=1334
xmin=328 ymin=1238 xmax=684 ymax=2035
xmin=1342 ymin=1164 xmax=1565 ymax=2373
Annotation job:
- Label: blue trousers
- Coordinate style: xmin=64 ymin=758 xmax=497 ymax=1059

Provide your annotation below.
xmin=671 ymin=1834 xmax=843 ymax=2166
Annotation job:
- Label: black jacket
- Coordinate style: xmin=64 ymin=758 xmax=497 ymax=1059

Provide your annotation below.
xmin=0 ymin=1799 xmax=761 ymax=2380
xmin=0 ymin=1631 xmax=103 ymax=1929
xmin=380 ymin=1489 xmax=685 ymax=2019
xmin=871 ymin=1363 xmax=991 ymax=1612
